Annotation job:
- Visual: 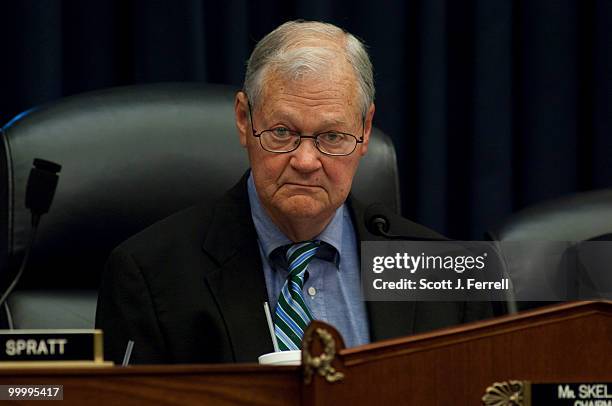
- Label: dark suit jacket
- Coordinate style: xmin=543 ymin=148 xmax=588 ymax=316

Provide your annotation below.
xmin=96 ymin=174 xmax=492 ymax=364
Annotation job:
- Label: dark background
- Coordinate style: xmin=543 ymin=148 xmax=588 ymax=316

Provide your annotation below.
xmin=1 ymin=0 xmax=610 ymax=239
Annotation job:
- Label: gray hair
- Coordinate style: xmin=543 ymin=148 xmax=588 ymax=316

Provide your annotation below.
xmin=243 ymin=20 xmax=375 ymax=118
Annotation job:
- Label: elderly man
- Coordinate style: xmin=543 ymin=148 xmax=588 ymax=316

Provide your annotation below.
xmin=96 ymin=20 xmax=491 ymax=364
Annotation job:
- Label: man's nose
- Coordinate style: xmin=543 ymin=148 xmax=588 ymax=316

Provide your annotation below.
xmin=289 ymin=138 xmax=322 ymax=172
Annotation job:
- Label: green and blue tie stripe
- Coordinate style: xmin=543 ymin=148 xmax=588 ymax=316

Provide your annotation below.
xmin=274 ymin=241 xmax=320 ymax=351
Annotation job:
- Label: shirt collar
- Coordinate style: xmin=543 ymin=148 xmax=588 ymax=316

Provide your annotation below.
xmin=247 ymin=172 xmax=343 ymax=268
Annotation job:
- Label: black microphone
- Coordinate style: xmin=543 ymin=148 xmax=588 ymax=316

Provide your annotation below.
xmin=25 ymin=158 xmax=61 ymax=226
xmin=364 ymin=203 xmax=445 ymax=241
xmin=0 ymin=159 xmax=62 ymax=315
xmin=364 ymin=202 xmax=517 ymax=315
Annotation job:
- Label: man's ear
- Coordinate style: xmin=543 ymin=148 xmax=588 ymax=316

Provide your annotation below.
xmin=235 ymin=91 xmax=250 ymax=148
xmin=359 ymin=103 xmax=375 ymax=156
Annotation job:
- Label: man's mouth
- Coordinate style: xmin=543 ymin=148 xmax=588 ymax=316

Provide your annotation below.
xmin=284 ymin=182 xmax=322 ymax=189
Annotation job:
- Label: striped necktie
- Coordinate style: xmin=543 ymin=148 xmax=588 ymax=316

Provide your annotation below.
xmin=274 ymin=240 xmax=321 ymax=351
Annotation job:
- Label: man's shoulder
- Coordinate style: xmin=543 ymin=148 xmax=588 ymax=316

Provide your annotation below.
xmin=347 ymin=197 xmax=446 ymax=241
xmin=385 ymin=211 xmax=446 ymax=240
xmin=112 ymin=173 xmax=252 ymax=263
xmin=112 ymin=203 xmax=213 ymax=262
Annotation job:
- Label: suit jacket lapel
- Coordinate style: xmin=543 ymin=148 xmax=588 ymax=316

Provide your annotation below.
xmin=201 ymin=173 xmax=275 ymax=362
xmin=200 ymin=177 xmax=438 ymax=357
xmin=347 ymin=197 xmax=417 ymax=342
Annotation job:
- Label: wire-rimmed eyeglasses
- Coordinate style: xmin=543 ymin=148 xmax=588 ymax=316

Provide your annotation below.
xmin=247 ymin=98 xmax=364 ymax=156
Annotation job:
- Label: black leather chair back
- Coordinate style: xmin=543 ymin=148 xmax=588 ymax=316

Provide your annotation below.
xmin=489 ymin=189 xmax=612 ymax=241
xmin=488 ymin=189 xmax=612 ymax=310
xmin=0 ymin=83 xmax=400 ymax=328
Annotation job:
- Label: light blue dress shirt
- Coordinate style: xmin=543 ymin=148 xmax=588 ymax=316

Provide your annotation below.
xmin=247 ymin=173 xmax=370 ymax=348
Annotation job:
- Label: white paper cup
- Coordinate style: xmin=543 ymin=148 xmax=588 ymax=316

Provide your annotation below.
xmin=258 ymin=350 xmax=301 ymax=366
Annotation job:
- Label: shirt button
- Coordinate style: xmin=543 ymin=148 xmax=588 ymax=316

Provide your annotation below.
xmin=308 ymin=287 xmax=317 ymax=297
